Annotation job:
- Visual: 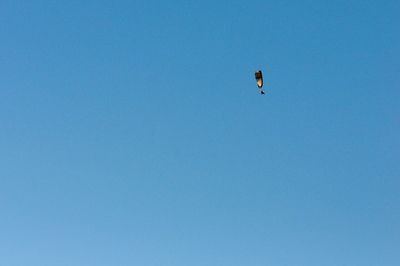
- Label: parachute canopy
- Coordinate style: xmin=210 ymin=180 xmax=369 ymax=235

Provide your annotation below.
xmin=255 ymin=70 xmax=265 ymax=95
xmin=255 ymin=70 xmax=263 ymax=88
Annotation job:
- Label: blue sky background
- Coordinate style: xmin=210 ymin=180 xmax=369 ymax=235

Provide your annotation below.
xmin=1 ymin=0 xmax=399 ymax=265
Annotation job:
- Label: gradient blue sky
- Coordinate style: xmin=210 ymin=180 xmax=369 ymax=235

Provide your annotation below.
xmin=1 ymin=1 xmax=399 ymax=265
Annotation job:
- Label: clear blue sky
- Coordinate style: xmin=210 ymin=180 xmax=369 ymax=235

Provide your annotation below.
xmin=1 ymin=1 xmax=399 ymax=265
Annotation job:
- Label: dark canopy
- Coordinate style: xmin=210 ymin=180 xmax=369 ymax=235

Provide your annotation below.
xmin=255 ymin=70 xmax=263 ymax=88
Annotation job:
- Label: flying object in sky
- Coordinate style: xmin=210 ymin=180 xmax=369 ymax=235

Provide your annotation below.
xmin=255 ymin=70 xmax=265 ymax=95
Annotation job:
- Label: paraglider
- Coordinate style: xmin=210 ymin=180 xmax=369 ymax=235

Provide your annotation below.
xmin=255 ymin=70 xmax=265 ymax=95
